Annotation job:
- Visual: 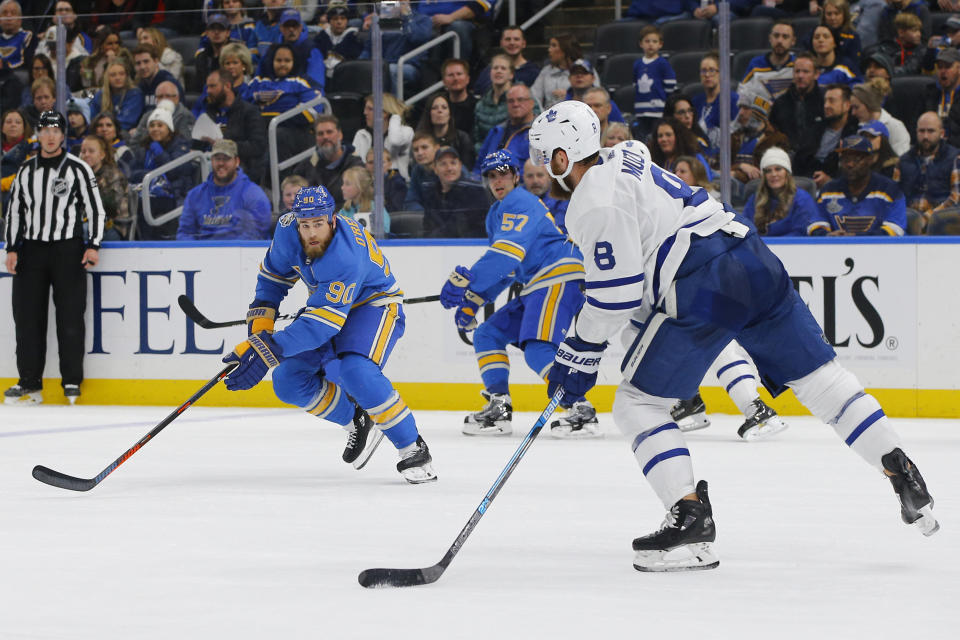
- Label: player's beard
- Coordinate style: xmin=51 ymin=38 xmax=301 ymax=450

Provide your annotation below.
xmin=300 ymin=234 xmax=332 ymax=259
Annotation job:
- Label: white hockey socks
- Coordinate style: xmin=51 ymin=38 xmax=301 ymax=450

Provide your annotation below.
xmin=714 ymin=342 xmax=759 ymax=416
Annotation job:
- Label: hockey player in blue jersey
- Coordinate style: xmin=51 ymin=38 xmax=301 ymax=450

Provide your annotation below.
xmin=222 ymin=186 xmax=437 ymax=484
xmin=529 ymin=101 xmax=938 ymax=572
xmin=440 ymin=150 xmax=597 ymax=438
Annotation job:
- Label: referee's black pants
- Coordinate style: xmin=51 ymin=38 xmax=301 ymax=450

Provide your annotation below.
xmin=11 ymin=238 xmax=87 ymax=390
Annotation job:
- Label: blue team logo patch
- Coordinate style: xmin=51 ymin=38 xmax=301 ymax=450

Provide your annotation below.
xmin=279 ymin=212 xmax=296 ymax=227
xmin=545 ymin=109 xmax=558 ymax=122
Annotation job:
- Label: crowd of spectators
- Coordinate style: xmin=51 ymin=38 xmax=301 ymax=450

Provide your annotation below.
xmin=3 ymin=0 xmax=960 ymax=240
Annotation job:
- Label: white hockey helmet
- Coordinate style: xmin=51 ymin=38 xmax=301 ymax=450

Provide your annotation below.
xmin=528 ymin=100 xmax=602 ymax=181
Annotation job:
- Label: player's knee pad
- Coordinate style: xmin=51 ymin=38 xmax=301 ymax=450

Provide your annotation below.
xmin=523 ymin=340 xmax=556 ymax=379
xmin=612 ymin=381 xmax=679 ymax=441
xmin=337 ymin=353 xmax=394 ymax=408
xmin=473 ymin=320 xmax=511 ymax=353
xmin=789 ymin=359 xmax=864 ymax=425
xmin=271 ymin=360 xmax=319 ymax=407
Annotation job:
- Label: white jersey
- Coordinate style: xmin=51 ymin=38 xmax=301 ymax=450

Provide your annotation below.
xmin=565 ymin=140 xmax=734 ymax=344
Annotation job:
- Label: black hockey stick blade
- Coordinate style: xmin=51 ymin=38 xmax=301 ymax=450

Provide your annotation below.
xmin=402 ymin=294 xmax=440 ymax=304
xmin=31 ymin=363 xmax=236 ymax=492
xmin=358 ymin=388 xmax=565 ymax=588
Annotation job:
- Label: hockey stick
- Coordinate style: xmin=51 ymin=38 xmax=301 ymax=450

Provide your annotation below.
xmin=32 ymin=363 xmax=238 ymax=492
xmin=178 ymin=294 xmax=441 ymax=330
xmin=358 ymin=387 xmax=565 ymax=588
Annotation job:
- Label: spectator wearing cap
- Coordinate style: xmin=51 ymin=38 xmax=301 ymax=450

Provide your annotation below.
xmin=293 ymin=113 xmax=364 ymax=209
xmin=471 ymin=26 xmax=540 ymax=95
xmin=66 ymin=97 xmax=91 ymax=155
xmin=848 ymin=82 xmax=909 ymax=156
xmin=474 ymin=83 xmax=536 ymax=179
xmin=176 ymin=138 xmax=271 ymax=240
xmin=893 ymin=111 xmax=958 ymax=217
xmin=258 ymin=9 xmax=326 ymax=91
xmin=814 ymin=134 xmax=906 ymax=236
xmin=421 ymin=145 xmax=490 ymax=238
xmin=770 ymin=52 xmax=825 ymax=178
xmin=857 ymin=119 xmax=899 ymax=179
xmin=920 ymin=15 xmax=960 ymax=74
xmin=743 ymin=147 xmax=820 ymax=237
xmin=732 ymin=88 xmax=790 ymax=184
xmin=812 ymin=84 xmax=859 ymax=187
xmin=415 ymin=0 xmax=490 ymax=66
xmin=195 ymin=13 xmax=240 ymax=94
xmin=860 ymin=50 xmax=894 ymax=81
xmin=565 ymin=59 xmax=625 ymax=124
xmin=631 ymin=25 xmax=676 ymax=141
xmin=194 ymin=68 xmax=267 ymax=184
xmin=130 ymin=80 xmax=195 ymax=147
xmin=877 ymin=0 xmax=932 ymax=47
xmin=923 ymin=48 xmax=960 ymax=124
xmin=133 ymin=43 xmax=184 ymax=111
xmin=314 ymin=1 xmax=363 ymax=77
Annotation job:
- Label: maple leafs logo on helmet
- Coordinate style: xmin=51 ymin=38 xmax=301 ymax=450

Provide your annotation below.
xmin=545 ymin=109 xmax=558 ymax=123
xmin=293 ymin=185 xmax=336 ymax=220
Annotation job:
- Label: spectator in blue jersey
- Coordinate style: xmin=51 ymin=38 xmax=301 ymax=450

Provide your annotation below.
xmin=770 ymin=52 xmax=824 ymax=178
xmin=582 ymin=87 xmax=624 ymax=138
xmin=130 ymin=102 xmax=196 ymax=240
xmin=473 ymin=53 xmax=513 ymax=155
xmin=195 ymin=69 xmax=267 ymax=184
xmin=471 ymin=26 xmax=539 ymax=95
xmin=0 ymin=1 xmax=34 ymax=74
xmin=625 ymin=0 xmax=699 ymax=23
xmin=441 ymin=149 xmax=594 ymax=438
xmin=895 ymin=112 xmax=958 ymax=219
xmin=65 ymin=97 xmax=90 ymax=155
xmin=692 ymin=52 xmax=738 ymax=152
xmin=474 ymin=83 xmax=536 ymax=179
xmin=877 ymin=0 xmax=931 ymax=46
xmin=209 ymin=0 xmax=259 ymax=62
xmin=415 ymin=0 xmax=490 ymax=66
xmin=522 ymin=157 xmax=568 ymax=233
xmin=422 ymin=145 xmax=489 ymax=238
xmin=293 ymin=114 xmax=364 ymax=209
xmin=743 ymin=147 xmax=820 ymax=236
xmin=632 ymin=25 xmax=676 ymax=142
xmin=730 ymin=88 xmax=791 ymax=184
xmin=257 ymin=9 xmax=325 ymax=92
xmin=34 ymin=1 xmax=91 ymax=66
xmin=133 ymin=44 xmax=184 ymax=111
xmin=177 ymin=139 xmax=271 ymax=241
xmin=314 ymin=0 xmax=363 ymax=79
xmin=811 ymin=84 xmax=859 ymax=187
xmin=531 ymin=33 xmax=579 ymax=110
xmin=813 ymin=135 xmax=907 ymax=236
xmin=130 ymin=82 xmax=194 ymax=146
xmin=91 ymin=61 xmax=145 ymax=133
xmin=254 ymin=0 xmax=286 ymax=58
xmin=249 ymin=43 xmax=323 ymax=161
xmin=811 ymin=26 xmax=860 ymax=87
xmin=738 ymin=20 xmax=796 ymax=102
xmin=802 ymin=0 xmax=861 ymax=63
xmin=194 ymin=13 xmax=239 ymax=93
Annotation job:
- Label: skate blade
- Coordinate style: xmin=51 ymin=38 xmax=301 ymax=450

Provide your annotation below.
xmin=633 ymin=543 xmax=719 ymax=572
xmin=352 ymin=430 xmax=385 ymax=470
xmin=4 ymin=394 xmax=42 ymax=405
xmin=676 ymin=415 xmax=711 ymax=433
xmin=740 ymin=418 xmax=788 ymax=442
xmin=915 ymin=506 xmax=940 ymax=537
xmin=461 ymin=422 xmax=512 ymax=436
xmin=401 ymin=464 xmax=438 ymax=484
xmin=549 ymin=424 xmax=603 ymax=439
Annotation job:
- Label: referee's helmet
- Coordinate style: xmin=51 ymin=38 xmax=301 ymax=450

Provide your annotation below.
xmin=38 ymin=110 xmax=67 ymax=131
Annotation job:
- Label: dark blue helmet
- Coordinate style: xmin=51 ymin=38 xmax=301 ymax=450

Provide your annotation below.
xmin=37 ymin=110 xmax=66 ymax=131
xmin=292 ymin=186 xmax=336 ymax=220
xmin=480 ymin=150 xmax=520 ymax=176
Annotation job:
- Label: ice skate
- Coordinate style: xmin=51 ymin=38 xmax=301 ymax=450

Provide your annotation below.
xmin=4 ymin=385 xmax=42 ymax=405
xmin=344 ymin=406 xmax=384 ymax=469
xmin=632 ymin=480 xmax=719 ymax=572
xmin=737 ymin=399 xmax=788 ymax=441
xmin=462 ymin=390 xmax=512 ymax=436
xmin=549 ymin=400 xmax=601 ymax=439
xmin=882 ymin=448 xmax=939 ymax=537
xmin=671 ymin=393 xmax=710 ymax=432
xmin=63 ymin=384 xmax=80 ymax=405
xmin=397 ymin=436 xmax=438 ymax=484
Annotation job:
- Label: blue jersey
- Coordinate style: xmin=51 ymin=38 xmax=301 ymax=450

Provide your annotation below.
xmin=0 ymin=28 xmax=33 ymax=69
xmin=633 ymin=56 xmax=676 ymax=120
xmin=468 ymin=187 xmax=584 ymax=301
xmin=256 ymin=214 xmax=403 ymax=357
xmin=248 ymin=75 xmax=322 ymax=126
xmin=815 ymin=174 xmax=907 ymax=236
xmin=817 ymin=59 xmax=860 ymax=87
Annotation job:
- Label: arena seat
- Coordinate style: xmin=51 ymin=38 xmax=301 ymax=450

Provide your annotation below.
xmin=167 ymin=36 xmax=201 ymax=63
xmin=667 ymin=51 xmax=705 ymax=87
xmin=729 ymin=17 xmax=774 ymax=52
xmin=326 ymin=60 xmax=389 ymax=95
xmin=593 ymin=21 xmax=651 ymax=59
xmin=680 ymin=81 xmax=703 ymax=100
xmin=389 ymin=211 xmax=424 ymax=238
xmin=660 ymin=20 xmax=712 ymax=53
xmin=888 ymin=76 xmax=936 ymax=131
xmin=600 ymin=53 xmax=641 ymax=92
xmin=790 ymin=16 xmax=820 ymax=46
xmin=613 ymin=84 xmax=634 ymax=115
xmin=925 ymin=209 xmax=960 ymax=235
xmin=733 ymin=49 xmax=769 ymax=83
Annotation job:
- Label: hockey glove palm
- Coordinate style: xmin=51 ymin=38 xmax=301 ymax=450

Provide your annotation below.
xmin=222 ymin=331 xmax=284 ymax=391
xmin=246 ymin=300 xmax=278 ymax=335
xmin=455 ymin=290 xmax=485 ymax=331
xmin=547 ymin=336 xmax=607 ymax=398
xmin=440 ymin=265 xmax=474 ymax=309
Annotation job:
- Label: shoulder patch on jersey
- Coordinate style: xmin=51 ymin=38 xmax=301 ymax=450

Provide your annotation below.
xmin=279 ymin=212 xmax=295 ymax=227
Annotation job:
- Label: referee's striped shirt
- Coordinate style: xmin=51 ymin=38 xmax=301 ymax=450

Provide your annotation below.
xmin=3 ymin=151 xmax=106 ymax=250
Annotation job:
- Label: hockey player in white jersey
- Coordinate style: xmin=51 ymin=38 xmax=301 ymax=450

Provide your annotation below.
xmin=528 ymin=101 xmax=939 ymax=572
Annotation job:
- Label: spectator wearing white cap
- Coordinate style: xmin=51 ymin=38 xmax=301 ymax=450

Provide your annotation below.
xmin=742 ymin=147 xmax=821 ymax=237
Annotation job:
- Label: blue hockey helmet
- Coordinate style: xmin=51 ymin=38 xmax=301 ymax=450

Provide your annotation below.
xmin=480 ymin=150 xmax=520 ymax=177
xmin=292 ymin=185 xmax=336 ymax=220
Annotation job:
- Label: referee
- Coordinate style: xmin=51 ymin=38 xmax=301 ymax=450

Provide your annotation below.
xmin=3 ymin=110 xmax=106 ymax=405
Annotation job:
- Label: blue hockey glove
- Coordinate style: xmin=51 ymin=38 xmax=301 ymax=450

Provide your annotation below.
xmin=246 ymin=300 xmax=278 ymax=336
xmin=440 ymin=265 xmax=474 ymax=309
xmin=454 ymin=290 xmax=485 ymax=331
xmin=222 ymin=331 xmax=284 ymax=391
xmin=547 ymin=336 xmax=607 ymax=398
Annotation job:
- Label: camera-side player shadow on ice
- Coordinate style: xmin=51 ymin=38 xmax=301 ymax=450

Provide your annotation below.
xmin=439 ymin=149 xmax=600 ymax=439
xmin=221 ymin=186 xmax=437 ymax=484
xmin=529 ymin=101 xmax=939 ymax=572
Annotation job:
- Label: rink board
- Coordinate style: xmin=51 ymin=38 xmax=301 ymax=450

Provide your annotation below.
xmin=1 ymin=238 xmax=958 ymax=416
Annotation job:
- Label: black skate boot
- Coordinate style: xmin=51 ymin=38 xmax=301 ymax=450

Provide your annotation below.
xmin=343 ymin=406 xmax=383 ymax=469
xmin=881 ymin=448 xmax=939 ymax=536
xmin=463 ymin=390 xmax=512 ymax=436
xmin=632 ymin=480 xmax=719 ymax=572
xmin=397 ymin=436 xmax=437 ymax=484
xmin=737 ymin=399 xmax=788 ymax=441
xmin=64 ymin=384 xmax=81 ymax=405
xmin=4 ymin=384 xmax=42 ymax=405
xmin=549 ymin=400 xmax=601 ymax=439
xmin=671 ymin=393 xmax=710 ymax=432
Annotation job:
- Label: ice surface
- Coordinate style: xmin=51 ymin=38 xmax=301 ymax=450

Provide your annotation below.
xmin=1 ymin=405 xmax=957 ymax=639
